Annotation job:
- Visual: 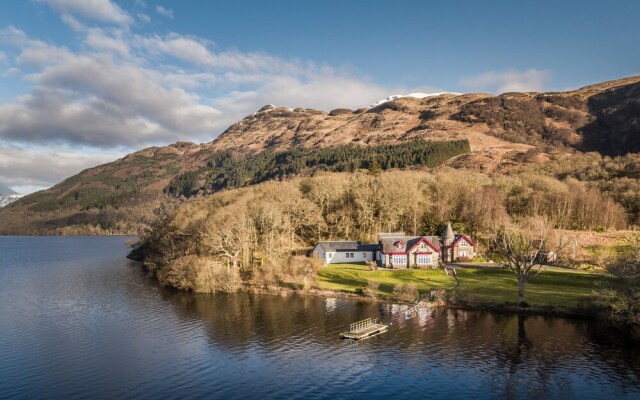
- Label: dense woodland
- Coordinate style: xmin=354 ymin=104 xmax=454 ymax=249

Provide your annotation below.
xmin=135 ymin=167 xmax=628 ymax=293
xmin=165 ymin=139 xmax=471 ymax=197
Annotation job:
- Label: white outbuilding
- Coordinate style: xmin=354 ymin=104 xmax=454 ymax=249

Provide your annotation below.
xmin=311 ymin=241 xmax=377 ymax=264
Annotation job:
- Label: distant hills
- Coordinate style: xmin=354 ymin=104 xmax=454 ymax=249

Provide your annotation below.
xmin=1 ymin=76 xmax=639 ymax=235
xmin=0 ymin=183 xmax=20 ymax=209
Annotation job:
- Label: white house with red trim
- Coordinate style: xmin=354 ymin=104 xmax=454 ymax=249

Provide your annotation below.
xmin=376 ymin=224 xmax=476 ymax=269
xmin=312 ymin=224 xmax=476 ymax=268
xmin=440 ymin=223 xmax=476 ymax=262
xmin=376 ymin=233 xmax=442 ymax=268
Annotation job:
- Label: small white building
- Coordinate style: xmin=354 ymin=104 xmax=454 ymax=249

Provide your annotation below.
xmin=311 ymin=241 xmax=377 ymax=264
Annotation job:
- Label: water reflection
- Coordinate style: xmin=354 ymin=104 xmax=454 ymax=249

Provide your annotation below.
xmin=1 ymin=236 xmax=639 ymax=400
xmin=160 ymin=289 xmax=640 ymax=398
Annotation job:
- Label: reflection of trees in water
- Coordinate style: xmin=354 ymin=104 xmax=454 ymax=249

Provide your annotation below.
xmin=581 ymin=320 xmax=640 ymax=386
xmin=160 ymin=290 xmax=387 ymax=348
xmin=158 ymin=289 xmax=640 ymax=394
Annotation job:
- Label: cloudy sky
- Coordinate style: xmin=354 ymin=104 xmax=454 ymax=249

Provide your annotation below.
xmin=0 ymin=0 xmax=638 ymax=194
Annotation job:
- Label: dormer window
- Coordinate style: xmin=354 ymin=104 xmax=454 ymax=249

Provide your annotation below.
xmin=460 ymin=241 xmax=468 ymax=247
xmin=394 ymin=240 xmax=405 ymax=249
xmin=420 ymin=242 xmax=427 ymax=249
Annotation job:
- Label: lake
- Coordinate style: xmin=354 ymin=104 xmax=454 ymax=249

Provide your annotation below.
xmin=0 ymin=236 xmax=639 ymax=399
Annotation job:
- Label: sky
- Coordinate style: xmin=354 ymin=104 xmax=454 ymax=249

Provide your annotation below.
xmin=0 ymin=0 xmax=638 ymax=194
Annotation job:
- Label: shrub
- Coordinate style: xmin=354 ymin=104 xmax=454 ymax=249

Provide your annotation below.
xmin=363 ymin=280 xmax=379 ymax=298
xmin=156 ymin=256 xmax=242 ymax=293
xmin=428 ymin=289 xmax=447 ymax=305
xmin=456 ymin=256 xmax=472 ymax=262
xmin=393 ymin=284 xmax=419 ymax=302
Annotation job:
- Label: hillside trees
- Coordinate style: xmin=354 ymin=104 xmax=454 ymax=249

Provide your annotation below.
xmin=166 ymin=139 xmax=471 ymax=198
xmin=136 ymin=168 xmax=628 ymax=293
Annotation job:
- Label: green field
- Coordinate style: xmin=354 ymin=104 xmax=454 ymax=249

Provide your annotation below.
xmin=317 ymin=263 xmax=611 ymax=308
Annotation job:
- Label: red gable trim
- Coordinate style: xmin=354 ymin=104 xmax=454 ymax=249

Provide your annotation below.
xmin=385 ymin=252 xmax=409 ymax=255
xmin=407 ymin=237 xmax=441 ymax=253
xmin=450 ymin=234 xmax=475 ymax=247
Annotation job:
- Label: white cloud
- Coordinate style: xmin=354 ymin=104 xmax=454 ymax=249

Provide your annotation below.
xmin=459 ymin=69 xmax=552 ymax=93
xmin=38 ymin=0 xmax=133 ymax=25
xmin=85 ymin=28 xmax=129 ymax=57
xmin=0 ymin=144 xmax=123 ymax=189
xmin=155 ymin=5 xmax=174 ymax=19
xmin=137 ymin=13 xmax=151 ymax=23
xmin=0 ymin=15 xmax=410 ymax=189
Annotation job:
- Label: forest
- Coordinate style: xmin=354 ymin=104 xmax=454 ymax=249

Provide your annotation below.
xmin=165 ymin=139 xmax=471 ymax=197
xmin=135 ymin=167 xmax=628 ymax=294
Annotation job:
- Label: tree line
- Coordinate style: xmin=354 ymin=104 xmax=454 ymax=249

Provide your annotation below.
xmin=135 ymin=168 xmax=627 ymax=294
xmin=165 ymin=139 xmax=471 ymax=197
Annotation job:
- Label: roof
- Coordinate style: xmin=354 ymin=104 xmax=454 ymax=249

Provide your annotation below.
xmin=450 ymin=234 xmax=476 ymax=247
xmin=315 ymin=241 xmax=377 ymax=252
xmin=377 ymin=232 xmax=407 ymax=241
xmin=380 ymin=235 xmax=440 ymax=253
xmin=442 ymin=223 xmax=455 ymax=242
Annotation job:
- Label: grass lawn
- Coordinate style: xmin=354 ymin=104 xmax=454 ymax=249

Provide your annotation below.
xmin=317 ymin=263 xmax=612 ymax=308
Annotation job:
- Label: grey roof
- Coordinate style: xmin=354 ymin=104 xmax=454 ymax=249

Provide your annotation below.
xmin=377 ymin=232 xmax=407 ymax=241
xmin=442 ymin=223 xmax=455 ymax=242
xmin=316 ymin=241 xmax=377 ymax=252
xmin=380 ymin=235 xmax=440 ymax=253
xmin=358 ymin=244 xmax=379 ymax=251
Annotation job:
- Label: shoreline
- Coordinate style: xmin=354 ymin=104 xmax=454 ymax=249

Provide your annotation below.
xmin=241 ymin=284 xmax=601 ymax=320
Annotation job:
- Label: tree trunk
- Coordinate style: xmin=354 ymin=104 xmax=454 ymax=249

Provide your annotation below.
xmin=518 ymin=278 xmax=526 ymax=306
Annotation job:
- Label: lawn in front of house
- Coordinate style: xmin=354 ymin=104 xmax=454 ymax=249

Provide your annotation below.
xmin=316 ymin=263 xmax=610 ymax=308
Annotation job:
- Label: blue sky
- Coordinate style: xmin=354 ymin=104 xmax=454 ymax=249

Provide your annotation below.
xmin=0 ymin=0 xmax=638 ymax=194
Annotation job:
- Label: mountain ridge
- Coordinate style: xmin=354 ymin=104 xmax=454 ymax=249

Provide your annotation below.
xmin=1 ymin=75 xmax=639 ymax=235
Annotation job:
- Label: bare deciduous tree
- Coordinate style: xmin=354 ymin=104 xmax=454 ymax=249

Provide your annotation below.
xmin=491 ymin=218 xmax=567 ymax=306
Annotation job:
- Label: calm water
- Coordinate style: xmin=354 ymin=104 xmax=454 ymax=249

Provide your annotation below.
xmin=0 ymin=236 xmax=639 ymax=399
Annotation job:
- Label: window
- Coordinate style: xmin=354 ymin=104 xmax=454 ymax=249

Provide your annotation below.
xmin=417 ymin=254 xmax=432 ymax=265
xmin=345 ymin=252 xmax=354 ymax=259
xmin=362 ymin=252 xmax=367 ymax=259
xmin=460 ymin=251 xmax=468 ymax=257
xmin=392 ymin=254 xmax=407 ymax=265
xmin=459 ymin=241 xmax=468 ymax=247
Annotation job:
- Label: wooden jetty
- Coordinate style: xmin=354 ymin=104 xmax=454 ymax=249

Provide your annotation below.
xmin=340 ymin=318 xmax=388 ymax=340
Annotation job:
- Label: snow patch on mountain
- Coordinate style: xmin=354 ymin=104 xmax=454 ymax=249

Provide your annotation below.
xmin=370 ymin=92 xmax=461 ymax=107
xmin=0 ymin=195 xmax=22 ymax=208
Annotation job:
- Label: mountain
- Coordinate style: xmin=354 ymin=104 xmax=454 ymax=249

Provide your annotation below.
xmin=0 ymin=183 xmax=21 ymax=209
xmin=0 ymin=195 xmax=22 ymax=208
xmin=369 ymin=92 xmax=462 ymax=107
xmin=0 ymin=182 xmax=17 ymax=195
xmin=0 ymin=76 xmax=639 ymax=235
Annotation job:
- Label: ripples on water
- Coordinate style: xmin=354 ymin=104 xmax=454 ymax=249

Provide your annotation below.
xmin=0 ymin=236 xmax=639 ymax=399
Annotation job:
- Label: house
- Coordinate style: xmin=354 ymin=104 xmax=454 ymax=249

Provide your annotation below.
xmin=440 ymin=223 xmax=476 ymax=262
xmin=312 ymin=223 xmax=476 ymax=268
xmin=312 ymin=241 xmax=377 ymax=264
xmin=376 ymin=233 xmax=441 ymax=269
